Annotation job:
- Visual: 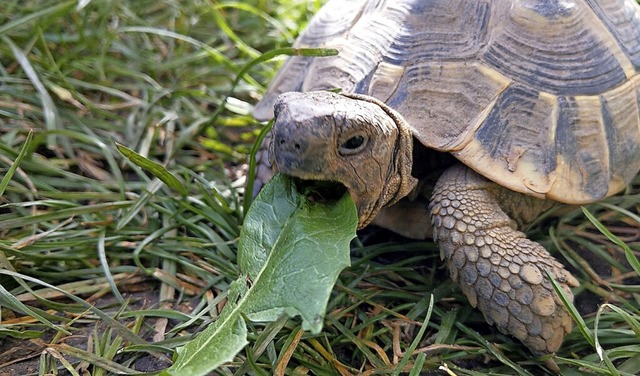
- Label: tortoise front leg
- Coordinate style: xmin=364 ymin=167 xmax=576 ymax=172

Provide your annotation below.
xmin=429 ymin=164 xmax=579 ymax=354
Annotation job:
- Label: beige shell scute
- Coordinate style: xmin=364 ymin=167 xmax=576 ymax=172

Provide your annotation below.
xmin=254 ymin=0 xmax=414 ymax=119
xmin=255 ymin=0 xmax=640 ymax=203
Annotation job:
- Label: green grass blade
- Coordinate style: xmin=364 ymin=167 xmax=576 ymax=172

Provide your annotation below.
xmin=214 ymin=2 xmax=296 ymax=42
xmin=232 ymin=47 xmax=338 ymax=96
xmin=3 ymin=36 xmax=60 ymax=144
xmin=116 ymin=143 xmax=187 ymax=196
xmin=392 ymin=294 xmax=434 ymax=376
xmin=210 ymin=6 xmax=260 ymax=59
xmin=0 ymin=283 xmax=70 ymax=335
xmin=0 ymin=328 xmax=43 ymax=339
xmin=600 ymin=304 xmax=640 ymax=338
xmin=582 ymin=207 xmax=640 ymax=276
xmin=0 ymin=0 xmax=75 ymax=35
xmin=243 ymin=119 xmax=273 ymax=216
xmin=409 ymin=352 xmax=427 ymax=376
xmin=116 ymin=26 xmax=240 ymax=78
xmin=594 ymin=305 xmax=622 ymax=375
xmin=175 ymin=47 xmax=338 ymax=151
xmin=0 ymin=201 xmax=132 ymax=230
xmin=545 ymin=267 xmax=596 ymax=348
xmin=0 ymin=269 xmax=146 ymax=345
xmin=50 ymin=343 xmax=145 ymax=375
xmin=556 ymin=356 xmax=636 ymax=376
xmin=0 ymin=130 xmax=33 ymax=196
xmin=97 ymin=228 xmax=125 ymax=303
xmin=45 ymin=347 xmax=82 ymax=376
xmin=598 ymin=203 xmax=640 ymax=225
xmin=456 ymin=324 xmax=535 ymax=376
xmin=619 ymin=353 xmax=640 ymax=375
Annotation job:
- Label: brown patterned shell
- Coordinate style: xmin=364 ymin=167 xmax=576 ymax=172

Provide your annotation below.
xmin=254 ymin=0 xmax=640 ymax=204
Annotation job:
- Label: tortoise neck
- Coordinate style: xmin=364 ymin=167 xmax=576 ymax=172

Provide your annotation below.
xmin=343 ymin=93 xmax=418 ymax=226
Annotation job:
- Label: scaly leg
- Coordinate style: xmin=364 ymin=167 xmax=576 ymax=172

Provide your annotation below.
xmin=429 ymin=164 xmax=579 ymax=353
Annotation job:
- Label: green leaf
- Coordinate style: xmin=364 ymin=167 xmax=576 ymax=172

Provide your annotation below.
xmin=240 ymin=176 xmax=356 ymax=331
xmin=115 ymin=143 xmax=188 ymax=196
xmin=163 ymin=281 xmax=249 ymax=375
xmin=163 ymin=173 xmax=357 ymax=375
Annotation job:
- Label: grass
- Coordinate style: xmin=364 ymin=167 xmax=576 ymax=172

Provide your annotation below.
xmin=1 ymin=1 xmax=639 ymax=375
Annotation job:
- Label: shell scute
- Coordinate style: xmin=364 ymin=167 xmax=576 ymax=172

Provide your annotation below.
xmin=256 ymin=0 xmax=640 ymax=202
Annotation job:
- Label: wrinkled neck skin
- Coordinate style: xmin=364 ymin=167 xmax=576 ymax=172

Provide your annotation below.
xmin=270 ymin=91 xmax=418 ymax=228
xmin=345 ymin=93 xmax=418 ymax=227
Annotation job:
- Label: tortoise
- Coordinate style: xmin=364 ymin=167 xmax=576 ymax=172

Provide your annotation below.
xmin=252 ymin=0 xmax=640 ymax=354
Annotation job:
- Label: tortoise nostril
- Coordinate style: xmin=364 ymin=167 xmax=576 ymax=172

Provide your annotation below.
xmin=294 ymin=143 xmax=301 ymax=149
xmin=280 ymin=139 xmax=285 ymax=145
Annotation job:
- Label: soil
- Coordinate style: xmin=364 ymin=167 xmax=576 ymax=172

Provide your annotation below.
xmin=0 ymin=282 xmax=174 ymax=375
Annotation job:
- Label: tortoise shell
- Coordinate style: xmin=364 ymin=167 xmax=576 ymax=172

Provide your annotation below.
xmin=254 ymin=0 xmax=640 ymax=204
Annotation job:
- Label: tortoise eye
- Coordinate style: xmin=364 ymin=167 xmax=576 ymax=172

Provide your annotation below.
xmin=339 ymin=135 xmax=367 ymax=155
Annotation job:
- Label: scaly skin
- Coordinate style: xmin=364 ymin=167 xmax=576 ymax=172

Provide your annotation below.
xmin=429 ymin=164 xmax=579 ymax=353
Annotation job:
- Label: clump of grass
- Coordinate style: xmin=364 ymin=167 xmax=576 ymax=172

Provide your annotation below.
xmin=1 ymin=1 xmax=639 ymax=375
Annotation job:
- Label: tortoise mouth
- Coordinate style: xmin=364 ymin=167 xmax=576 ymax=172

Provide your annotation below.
xmin=292 ymin=178 xmax=349 ymax=203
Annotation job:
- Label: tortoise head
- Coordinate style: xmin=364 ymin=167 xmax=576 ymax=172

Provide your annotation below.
xmin=270 ymin=91 xmax=418 ymax=228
